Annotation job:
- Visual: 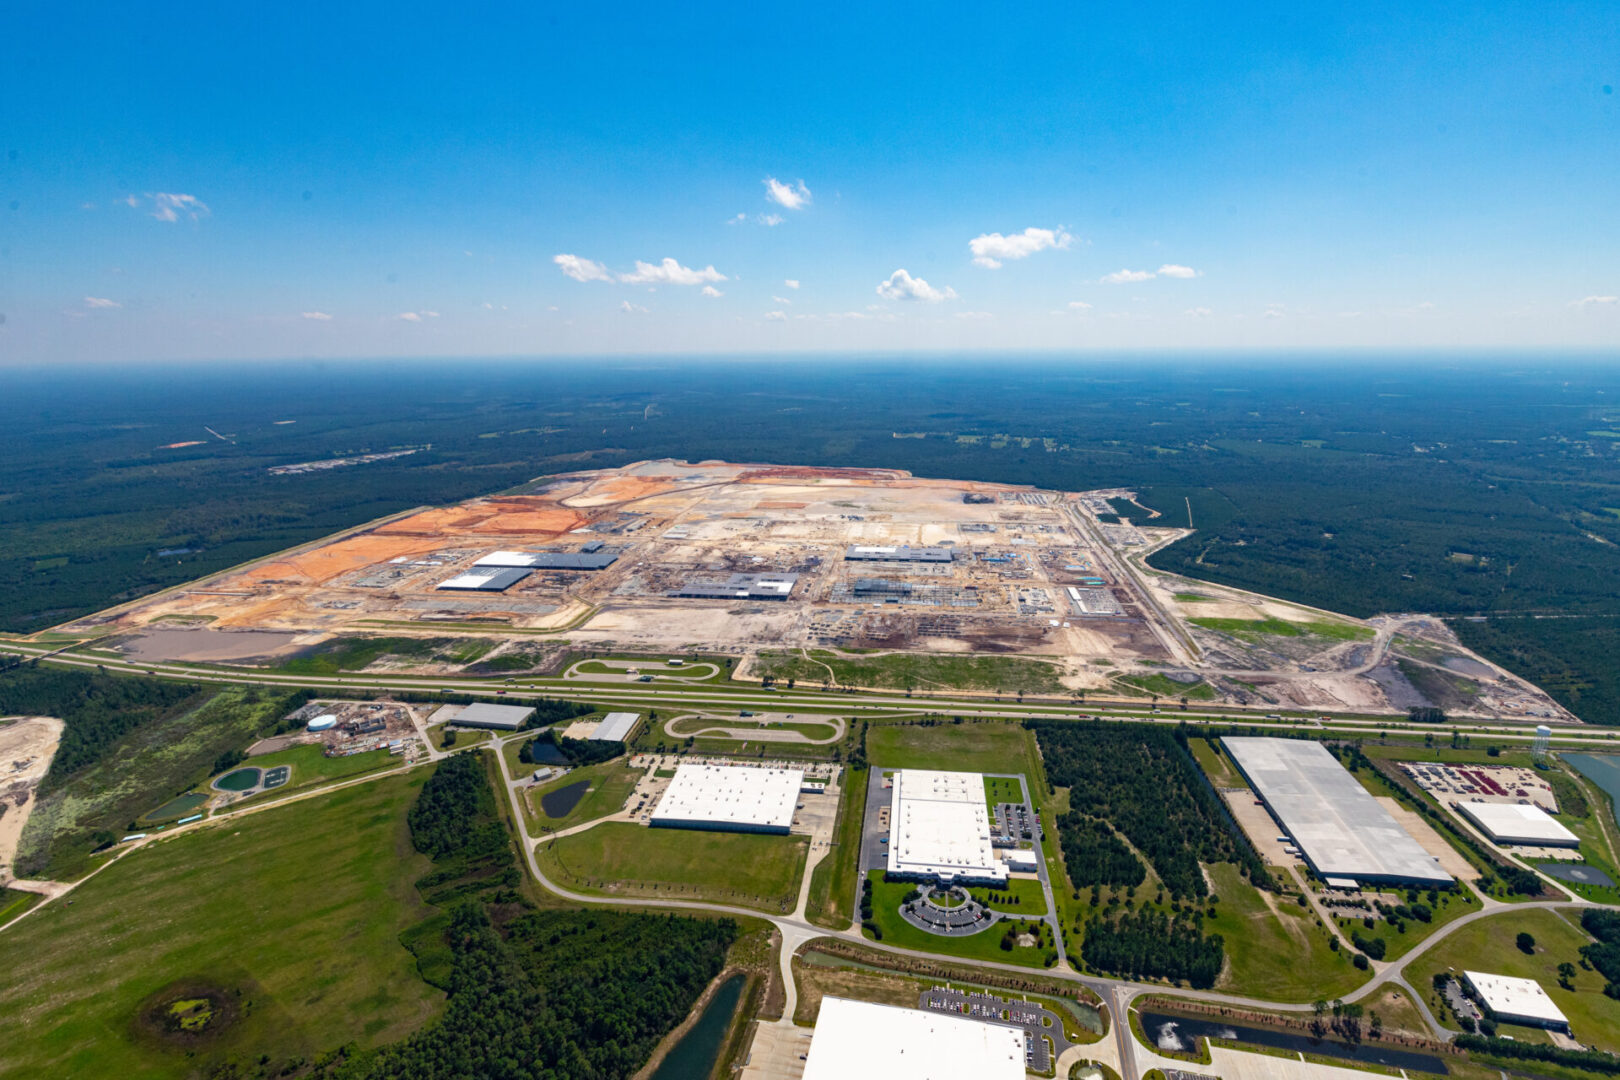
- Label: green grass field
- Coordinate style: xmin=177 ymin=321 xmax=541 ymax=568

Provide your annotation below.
xmin=867 ymin=721 xmax=1042 ymax=777
xmin=806 ymin=766 xmax=868 ymax=930
xmin=1334 ymin=884 xmax=1480 ymax=962
xmin=1407 ymin=908 xmax=1620 ymax=1053
xmin=970 ymin=876 xmax=1048 ymax=915
xmin=754 ymin=649 xmax=1066 ymax=694
xmin=983 ymin=774 xmax=1025 ymax=810
xmin=0 ymin=888 xmax=41 ymax=929
xmin=1202 ymin=863 xmax=1367 ymax=1001
xmin=861 ymin=878 xmax=1054 ymax=968
xmin=1187 ymin=616 xmax=1374 ymax=643
xmin=519 ymin=761 xmax=642 ymax=836
xmin=234 ymin=742 xmax=398 ymax=800
xmin=537 ymin=822 xmax=807 ymax=913
xmin=0 ymin=772 xmax=443 ymax=1078
xmin=1188 ymin=738 xmax=1247 ymax=789
xmin=1114 ymin=673 xmax=1217 ymax=700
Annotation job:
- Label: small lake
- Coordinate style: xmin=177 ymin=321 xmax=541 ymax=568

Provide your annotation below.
xmin=541 ymin=780 xmax=591 ymax=819
xmin=648 ymin=972 xmax=744 ymax=1080
xmin=1139 ymin=1012 xmax=1449 ymax=1074
xmin=1565 ymin=753 xmax=1620 ymax=828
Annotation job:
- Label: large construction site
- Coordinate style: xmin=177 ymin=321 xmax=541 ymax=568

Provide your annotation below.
xmin=64 ymin=460 xmax=1575 ymax=718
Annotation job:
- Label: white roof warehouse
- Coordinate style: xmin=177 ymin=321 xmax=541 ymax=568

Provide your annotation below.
xmin=1224 ymin=737 xmax=1452 ymax=886
xmin=650 ymin=763 xmax=802 ymax=834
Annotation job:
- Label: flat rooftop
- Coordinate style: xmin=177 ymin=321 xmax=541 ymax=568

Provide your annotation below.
xmin=1464 ymin=972 xmax=1570 ymax=1027
xmin=887 ymin=769 xmax=1007 ymax=884
xmin=1458 ymin=801 xmax=1579 ymax=846
xmin=845 ymin=544 xmax=954 ymax=562
xmin=802 ymin=997 xmax=1025 ymax=1080
xmin=474 ymin=549 xmax=618 ymax=570
xmin=435 ymin=566 xmax=532 ymax=591
xmin=669 ymin=571 xmax=798 ymax=600
xmin=594 ymin=711 xmax=641 ymax=742
xmin=651 ymin=763 xmax=802 ymax=832
xmin=1224 ymin=737 xmax=1452 ymax=885
xmin=452 ymin=702 xmax=535 ymax=729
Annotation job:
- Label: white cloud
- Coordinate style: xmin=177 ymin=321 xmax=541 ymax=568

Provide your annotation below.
xmin=1263 ymin=304 xmax=1286 ymax=320
xmin=783 ymin=279 xmax=800 ymax=289
xmin=1573 ymin=295 xmax=1619 ymax=308
xmin=701 ymin=285 xmax=724 ymax=298
xmin=758 ymin=213 xmax=784 ymax=227
xmin=763 ymin=177 xmax=811 ymax=210
xmin=421 ymin=310 xmax=440 ymax=318
xmin=553 ymin=254 xmax=614 ymax=283
xmin=1157 ymin=263 xmax=1200 ymax=278
xmin=954 ymin=310 xmax=994 ymax=320
xmin=83 ymin=296 xmax=121 ymax=308
xmin=725 ymin=212 xmax=748 ymax=225
xmin=1414 ymin=300 xmax=1436 ymax=310
xmin=619 ymin=257 xmax=727 ymax=286
xmin=398 ymin=312 xmax=422 ymax=322
xmin=772 ymin=295 xmax=793 ymax=305
xmin=1066 ymin=300 xmax=1092 ymax=311
xmin=300 ymin=311 xmax=333 ymax=320
xmin=968 ymin=226 xmax=1072 ymax=269
xmin=620 ymin=300 xmax=648 ymax=314
xmin=876 ymin=269 xmax=956 ymax=303
xmin=1184 ymin=306 xmax=1214 ymax=318
xmin=1100 ymin=269 xmax=1155 ymax=284
xmin=765 ymin=310 xmax=789 ymax=321
xmin=122 ymin=194 xmax=139 ymax=208
xmin=146 ymin=192 xmax=209 ymax=222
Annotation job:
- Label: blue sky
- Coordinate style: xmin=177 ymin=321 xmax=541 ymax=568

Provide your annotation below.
xmin=2 ymin=2 xmax=1617 ymax=364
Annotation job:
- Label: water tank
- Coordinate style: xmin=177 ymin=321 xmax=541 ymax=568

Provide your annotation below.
xmin=307 ymin=714 xmax=338 ymax=732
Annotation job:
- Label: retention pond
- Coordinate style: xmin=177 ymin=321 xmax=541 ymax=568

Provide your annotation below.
xmin=1139 ymin=1011 xmax=1449 ymax=1074
xmin=648 ymin=972 xmax=744 ymax=1080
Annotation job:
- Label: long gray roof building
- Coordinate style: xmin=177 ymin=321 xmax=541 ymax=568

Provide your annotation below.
xmin=1224 ymin=737 xmax=1452 ymax=886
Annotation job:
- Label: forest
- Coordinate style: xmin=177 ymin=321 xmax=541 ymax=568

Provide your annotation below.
xmin=1028 ymin=720 xmax=1270 ymax=897
xmin=1079 ymin=907 xmax=1225 ymax=989
xmin=11 ymin=359 xmax=1620 ymax=720
xmin=314 ymin=752 xmax=738 ymax=1080
xmin=0 ymin=665 xmax=206 ymax=789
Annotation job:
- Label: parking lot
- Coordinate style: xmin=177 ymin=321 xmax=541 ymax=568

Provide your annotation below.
xmin=920 ymin=986 xmax=1072 ymax=1073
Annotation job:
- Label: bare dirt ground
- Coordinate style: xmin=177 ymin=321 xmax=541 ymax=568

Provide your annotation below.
xmin=39 ymin=460 xmax=1576 ymax=718
xmin=0 ymin=717 xmax=64 ymax=884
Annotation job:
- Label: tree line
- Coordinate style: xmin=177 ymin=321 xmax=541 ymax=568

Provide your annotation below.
xmin=0 ymin=665 xmax=205 ymax=792
xmin=1028 ymin=720 xmax=1271 ymax=898
xmin=1079 ymin=908 xmax=1224 ymax=989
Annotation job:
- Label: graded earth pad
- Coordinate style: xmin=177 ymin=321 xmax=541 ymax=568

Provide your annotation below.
xmin=0 ymin=717 xmax=63 ymax=882
xmin=60 ymin=460 xmax=1573 ymax=716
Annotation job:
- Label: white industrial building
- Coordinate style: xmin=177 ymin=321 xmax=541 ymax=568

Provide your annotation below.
xmin=1458 ymin=801 xmax=1579 ymax=847
xmin=1464 ymin=972 xmax=1570 ymax=1031
xmin=650 ymin=763 xmax=802 ymax=834
xmin=886 ymin=769 xmax=1008 ymax=886
xmin=593 ymin=711 xmax=643 ymax=743
xmin=1002 ymin=848 xmax=1038 ymax=873
xmin=448 ymin=702 xmax=536 ymax=730
xmin=1224 ymin=737 xmax=1452 ymax=887
xmin=802 ymin=997 xmax=1025 ymax=1080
